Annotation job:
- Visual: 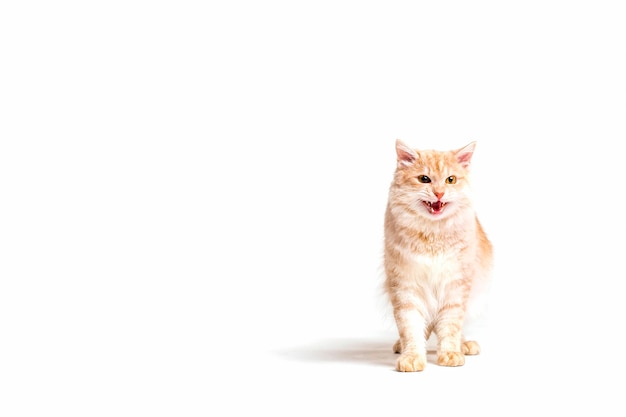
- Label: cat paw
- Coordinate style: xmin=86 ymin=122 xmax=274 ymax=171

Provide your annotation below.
xmin=437 ymin=351 xmax=465 ymax=367
xmin=396 ymin=353 xmax=426 ymax=372
xmin=462 ymin=340 xmax=480 ymax=355
xmin=392 ymin=339 xmax=402 ymax=354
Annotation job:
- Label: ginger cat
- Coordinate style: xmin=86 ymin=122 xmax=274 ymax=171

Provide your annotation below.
xmin=384 ymin=139 xmax=493 ymax=372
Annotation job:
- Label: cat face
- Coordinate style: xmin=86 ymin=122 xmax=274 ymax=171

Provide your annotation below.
xmin=391 ymin=140 xmax=475 ymax=220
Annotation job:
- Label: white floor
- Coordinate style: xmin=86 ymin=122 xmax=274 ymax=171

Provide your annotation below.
xmin=2 ymin=2 xmax=626 ymax=416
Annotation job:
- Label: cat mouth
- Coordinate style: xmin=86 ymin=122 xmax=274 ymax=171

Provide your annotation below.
xmin=422 ymin=200 xmax=447 ymax=215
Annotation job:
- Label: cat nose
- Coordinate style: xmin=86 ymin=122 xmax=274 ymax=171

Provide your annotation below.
xmin=434 ymin=191 xmax=444 ymax=200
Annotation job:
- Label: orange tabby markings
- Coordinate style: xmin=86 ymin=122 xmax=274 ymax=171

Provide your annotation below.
xmin=384 ymin=140 xmax=493 ymax=372
xmin=438 ymin=303 xmax=463 ymax=314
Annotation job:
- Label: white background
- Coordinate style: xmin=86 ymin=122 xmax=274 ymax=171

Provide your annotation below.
xmin=1 ymin=1 xmax=626 ymax=416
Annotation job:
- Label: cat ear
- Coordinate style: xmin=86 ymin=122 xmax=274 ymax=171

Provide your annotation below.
xmin=395 ymin=139 xmax=418 ymax=167
xmin=455 ymin=141 xmax=476 ymax=169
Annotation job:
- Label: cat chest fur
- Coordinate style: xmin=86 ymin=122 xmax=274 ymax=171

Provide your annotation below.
xmin=394 ymin=223 xmax=477 ymax=285
xmin=389 ymin=243 xmax=477 ymax=326
xmin=409 ymin=251 xmax=462 ymax=283
xmin=387 ymin=227 xmax=479 ymax=309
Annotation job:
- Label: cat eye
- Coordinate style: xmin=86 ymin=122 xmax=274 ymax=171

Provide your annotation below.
xmin=417 ymin=175 xmax=431 ymax=183
xmin=445 ymin=176 xmax=457 ymax=184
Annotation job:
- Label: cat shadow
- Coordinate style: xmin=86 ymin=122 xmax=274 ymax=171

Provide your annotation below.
xmin=275 ymin=337 xmax=438 ymax=369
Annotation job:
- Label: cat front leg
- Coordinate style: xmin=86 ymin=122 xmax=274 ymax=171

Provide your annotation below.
xmin=432 ymin=278 xmax=475 ymax=367
xmin=393 ymin=307 xmax=428 ymax=372
xmin=433 ymin=303 xmax=466 ymax=367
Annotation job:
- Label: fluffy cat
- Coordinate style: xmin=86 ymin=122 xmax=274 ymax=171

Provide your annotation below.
xmin=383 ymin=139 xmax=493 ymax=372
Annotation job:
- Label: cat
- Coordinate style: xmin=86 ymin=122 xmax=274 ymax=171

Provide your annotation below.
xmin=383 ymin=139 xmax=493 ymax=372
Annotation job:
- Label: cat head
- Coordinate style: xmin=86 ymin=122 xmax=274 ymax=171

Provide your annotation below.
xmin=390 ymin=140 xmax=476 ymax=220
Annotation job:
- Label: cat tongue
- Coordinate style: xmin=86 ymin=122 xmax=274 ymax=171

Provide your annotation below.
xmin=431 ymin=201 xmax=443 ymax=211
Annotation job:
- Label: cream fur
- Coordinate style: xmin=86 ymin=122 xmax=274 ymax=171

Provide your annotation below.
xmin=384 ymin=139 xmax=493 ymax=372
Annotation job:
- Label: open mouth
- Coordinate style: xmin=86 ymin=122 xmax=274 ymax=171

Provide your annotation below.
xmin=422 ymin=200 xmax=447 ymax=215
